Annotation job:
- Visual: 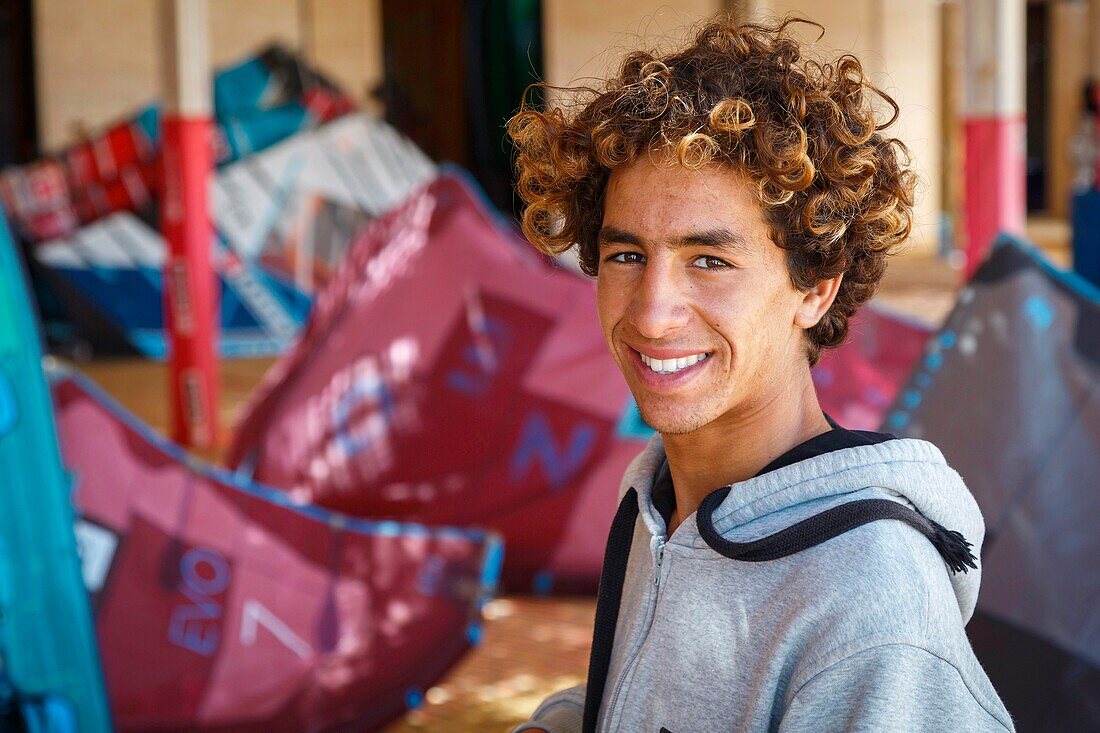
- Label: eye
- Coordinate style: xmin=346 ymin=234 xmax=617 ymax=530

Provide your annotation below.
xmin=692 ymin=255 xmax=732 ymax=270
xmin=606 ymin=251 xmax=646 ymax=264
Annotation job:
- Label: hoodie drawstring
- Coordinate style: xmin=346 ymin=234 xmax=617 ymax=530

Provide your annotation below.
xmin=696 ymin=488 xmax=978 ymax=574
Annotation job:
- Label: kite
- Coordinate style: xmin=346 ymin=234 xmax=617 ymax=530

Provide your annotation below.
xmin=0 ymin=214 xmax=110 ymax=731
xmin=52 ymin=367 xmax=501 ymax=732
xmin=813 ymin=302 xmax=932 ymax=431
xmin=886 ymin=236 xmax=1100 ymax=730
xmin=229 ymin=170 xmax=647 ymax=593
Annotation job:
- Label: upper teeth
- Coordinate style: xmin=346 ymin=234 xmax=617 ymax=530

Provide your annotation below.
xmin=639 ymin=351 xmax=710 ymax=374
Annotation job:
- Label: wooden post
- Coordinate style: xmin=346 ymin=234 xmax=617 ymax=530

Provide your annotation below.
xmin=941 ymin=1 xmax=965 ymax=260
xmin=1089 ymin=0 xmax=1100 ymax=189
xmin=160 ymin=0 xmax=218 ymax=449
xmin=961 ymin=0 xmax=1026 ymax=279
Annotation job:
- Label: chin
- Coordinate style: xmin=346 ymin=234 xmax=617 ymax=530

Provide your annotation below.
xmin=636 ymin=400 xmax=718 ymax=436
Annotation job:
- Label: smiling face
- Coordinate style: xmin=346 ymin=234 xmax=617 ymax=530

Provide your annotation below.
xmin=597 ymin=155 xmax=833 ymax=436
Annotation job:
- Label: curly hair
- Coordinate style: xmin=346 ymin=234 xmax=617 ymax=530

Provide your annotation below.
xmin=508 ymin=16 xmax=916 ymax=365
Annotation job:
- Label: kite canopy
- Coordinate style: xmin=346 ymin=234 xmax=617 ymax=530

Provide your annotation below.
xmin=0 ymin=45 xmax=354 ymax=244
xmin=52 ymin=368 xmax=501 ymax=732
xmin=0 ymin=215 xmax=110 ymax=732
xmin=2 ymin=43 xmax=426 ymax=360
xmin=886 ymin=236 xmax=1100 ymax=730
xmin=215 ymin=113 xmax=436 ymax=292
xmin=813 ymin=302 xmax=933 ymax=431
xmin=229 ymin=169 xmax=651 ymax=593
xmin=28 ymin=113 xmax=433 ymax=359
xmin=33 ymin=211 xmax=313 ymax=358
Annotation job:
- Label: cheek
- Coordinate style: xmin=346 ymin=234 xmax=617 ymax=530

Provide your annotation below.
xmin=701 ymin=285 xmax=792 ymax=356
xmin=595 ymin=277 xmax=622 ymax=341
xmin=695 ymin=285 xmax=752 ymax=337
xmin=758 ymin=289 xmax=807 ymax=364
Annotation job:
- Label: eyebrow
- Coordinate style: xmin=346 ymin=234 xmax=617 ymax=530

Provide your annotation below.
xmin=597 ymin=225 xmax=754 ymax=256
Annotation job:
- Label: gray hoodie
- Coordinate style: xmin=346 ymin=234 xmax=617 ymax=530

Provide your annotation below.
xmin=513 ymin=434 xmax=1015 ymax=732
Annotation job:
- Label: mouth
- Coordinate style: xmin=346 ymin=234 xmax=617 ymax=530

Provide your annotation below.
xmin=638 ymin=350 xmax=711 ymax=374
xmin=627 ymin=346 xmax=713 ymax=389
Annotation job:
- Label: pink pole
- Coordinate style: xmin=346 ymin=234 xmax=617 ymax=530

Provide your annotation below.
xmin=962 ymin=0 xmax=1026 ymax=280
xmin=161 ymin=0 xmax=218 ymax=449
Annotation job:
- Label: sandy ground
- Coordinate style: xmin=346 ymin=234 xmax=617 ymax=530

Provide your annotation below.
xmin=71 ymin=218 xmax=1070 ymax=731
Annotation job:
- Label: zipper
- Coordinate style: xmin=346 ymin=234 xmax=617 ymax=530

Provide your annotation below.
xmin=653 ymin=537 xmax=665 ymax=584
xmin=600 ymin=535 xmax=666 ymax=732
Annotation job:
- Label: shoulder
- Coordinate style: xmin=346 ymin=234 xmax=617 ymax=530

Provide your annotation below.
xmin=789 ymin=512 xmax=961 ymax=640
xmin=781 ymin=642 xmax=1015 ymax=732
xmin=732 ymin=502 xmax=970 ymax=680
xmin=776 ymin=520 xmax=1012 ymax=727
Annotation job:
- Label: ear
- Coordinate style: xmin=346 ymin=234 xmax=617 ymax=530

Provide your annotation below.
xmin=794 ymin=273 xmax=844 ymax=330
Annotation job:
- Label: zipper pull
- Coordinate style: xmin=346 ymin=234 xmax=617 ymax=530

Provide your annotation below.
xmin=653 ymin=537 xmax=665 ymax=585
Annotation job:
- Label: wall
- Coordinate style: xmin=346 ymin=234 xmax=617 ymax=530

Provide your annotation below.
xmin=33 ymin=0 xmax=159 ymax=150
xmin=1047 ymin=0 xmax=1089 ymax=218
xmin=542 ymin=0 xmax=724 ymax=89
xmin=304 ymin=0 xmax=384 ymax=106
xmin=32 ymin=0 xmax=942 ymax=254
xmin=541 ymin=0 xmax=943 ymax=255
xmin=748 ymin=0 xmax=943 ymax=255
xmin=32 ymin=0 xmax=383 ymax=152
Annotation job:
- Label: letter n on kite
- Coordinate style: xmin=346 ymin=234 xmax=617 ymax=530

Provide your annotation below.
xmin=509 ymin=412 xmax=596 ymax=490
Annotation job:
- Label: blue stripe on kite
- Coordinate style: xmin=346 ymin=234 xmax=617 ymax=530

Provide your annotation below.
xmin=616 ymin=397 xmax=655 ymax=441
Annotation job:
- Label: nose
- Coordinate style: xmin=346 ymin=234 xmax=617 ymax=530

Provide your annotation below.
xmin=627 ymin=259 xmax=690 ymax=340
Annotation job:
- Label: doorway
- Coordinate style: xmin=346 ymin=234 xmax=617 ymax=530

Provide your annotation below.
xmin=0 ymin=0 xmax=38 ymax=167
xmin=378 ymin=0 xmax=543 ymax=217
xmin=1025 ymin=1 xmax=1049 ymax=213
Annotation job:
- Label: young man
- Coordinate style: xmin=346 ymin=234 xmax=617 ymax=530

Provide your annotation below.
xmin=507 ymin=16 xmax=1015 ymax=733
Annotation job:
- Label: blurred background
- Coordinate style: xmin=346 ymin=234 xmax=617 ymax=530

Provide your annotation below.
xmin=0 ymin=0 xmax=1097 ymax=731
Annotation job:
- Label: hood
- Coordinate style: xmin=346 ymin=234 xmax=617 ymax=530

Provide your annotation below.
xmin=619 ymin=433 xmax=986 ymax=624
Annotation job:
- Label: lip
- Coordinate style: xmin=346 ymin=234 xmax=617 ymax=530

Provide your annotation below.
xmin=625 ymin=345 xmax=712 ymax=391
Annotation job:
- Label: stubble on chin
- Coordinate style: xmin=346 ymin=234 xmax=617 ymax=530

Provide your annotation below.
xmin=634 ymin=397 xmax=718 ymax=437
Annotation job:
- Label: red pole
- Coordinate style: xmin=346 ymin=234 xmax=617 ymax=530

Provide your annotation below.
xmin=161 ymin=0 xmax=218 ymax=449
xmin=962 ymin=0 xmax=1026 ymax=280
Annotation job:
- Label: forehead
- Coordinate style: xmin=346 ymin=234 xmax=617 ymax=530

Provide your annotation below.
xmin=601 ymin=155 xmax=770 ymax=245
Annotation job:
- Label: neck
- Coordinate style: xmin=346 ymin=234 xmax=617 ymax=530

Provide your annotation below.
xmin=661 ymin=367 xmax=830 ymax=535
